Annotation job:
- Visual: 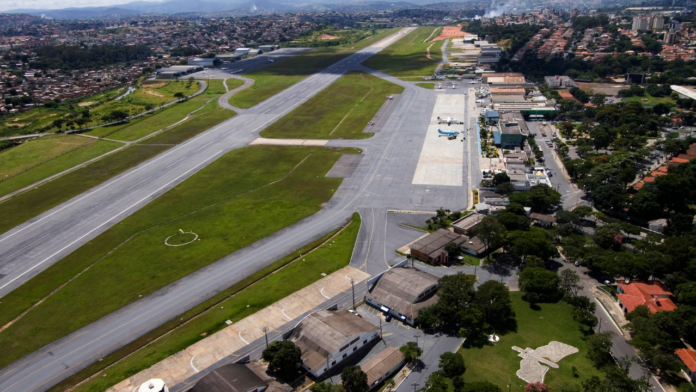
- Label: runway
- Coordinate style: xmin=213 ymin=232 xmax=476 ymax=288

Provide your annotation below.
xmin=0 ymin=27 xmax=474 ymax=392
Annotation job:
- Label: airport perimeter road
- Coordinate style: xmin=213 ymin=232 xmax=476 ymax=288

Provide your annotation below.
xmin=0 ymin=28 xmax=425 ymax=392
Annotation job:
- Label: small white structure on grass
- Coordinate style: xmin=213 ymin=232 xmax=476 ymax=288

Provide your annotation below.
xmin=512 ymin=341 xmax=579 ymax=383
xmin=137 ymin=379 xmax=168 ymax=392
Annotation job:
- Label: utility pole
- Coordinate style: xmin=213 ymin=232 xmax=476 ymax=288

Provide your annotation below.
xmin=262 ymin=326 xmax=269 ymax=348
xmin=351 ymin=278 xmax=356 ymax=310
xmin=380 ymin=318 xmax=383 ymax=339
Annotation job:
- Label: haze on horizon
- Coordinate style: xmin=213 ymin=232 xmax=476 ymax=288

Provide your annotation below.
xmin=0 ymin=0 xmax=165 ymax=12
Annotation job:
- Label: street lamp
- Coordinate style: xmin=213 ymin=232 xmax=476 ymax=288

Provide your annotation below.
xmin=350 ymin=278 xmax=356 ymax=310
xmin=262 ymin=326 xmax=269 ymax=348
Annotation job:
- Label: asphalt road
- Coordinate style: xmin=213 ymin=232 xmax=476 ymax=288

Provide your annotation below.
xmin=0 ymin=27 xmax=467 ymax=392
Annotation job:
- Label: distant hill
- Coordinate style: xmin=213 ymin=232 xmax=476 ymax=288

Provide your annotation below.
xmin=2 ymin=0 xmax=462 ymax=18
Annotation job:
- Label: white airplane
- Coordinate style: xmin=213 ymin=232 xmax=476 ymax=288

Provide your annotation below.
xmin=438 ymin=128 xmax=459 ymax=138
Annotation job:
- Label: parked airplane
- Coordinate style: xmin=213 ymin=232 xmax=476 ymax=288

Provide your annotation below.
xmin=438 ymin=128 xmax=459 ymax=138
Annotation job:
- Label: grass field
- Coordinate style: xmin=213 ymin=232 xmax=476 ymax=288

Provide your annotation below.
xmin=0 ymin=82 xmax=200 ymax=139
xmin=0 ymin=80 xmax=231 ymax=236
xmin=223 ymin=78 xmax=244 ymax=93
xmin=261 ymin=71 xmax=403 ymax=139
xmin=459 ymin=293 xmax=603 ymax=391
xmin=416 ymin=82 xmax=435 ymax=89
xmin=625 ymin=94 xmax=676 ymax=107
xmin=0 ymin=144 xmax=169 ymax=236
xmin=87 ymin=80 xmax=221 ymax=141
xmin=0 ymin=145 xmax=359 ymax=370
xmin=229 ymin=28 xmax=400 ymax=109
xmin=363 ymin=26 xmax=443 ymax=78
xmin=0 ymin=135 xmax=93 ymax=177
xmin=0 ymin=139 xmax=122 ymax=198
xmin=66 ymin=213 xmax=361 ymax=392
xmin=140 ymin=100 xmax=235 ymax=145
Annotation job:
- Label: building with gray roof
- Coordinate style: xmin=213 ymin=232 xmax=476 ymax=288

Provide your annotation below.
xmin=288 ymin=309 xmax=379 ymax=378
xmin=410 ymin=229 xmax=467 ymax=265
xmin=359 ymin=347 xmax=405 ymax=389
xmin=365 ymin=267 xmax=439 ymax=325
xmin=190 ymin=364 xmax=268 ymax=392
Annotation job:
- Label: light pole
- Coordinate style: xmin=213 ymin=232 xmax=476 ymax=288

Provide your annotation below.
xmin=350 ymin=278 xmax=356 ymax=310
xmin=262 ymin=326 xmax=269 ymax=348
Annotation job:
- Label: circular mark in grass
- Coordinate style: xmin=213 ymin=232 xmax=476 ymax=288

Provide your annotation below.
xmin=165 ymin=231 xmax=198 ymax=247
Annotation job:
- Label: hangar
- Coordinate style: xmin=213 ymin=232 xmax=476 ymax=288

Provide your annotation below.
xmin=288 ymin=309 xmax=379 ymax=378
xmin=365 ymin=267 xmax=439 ymax=326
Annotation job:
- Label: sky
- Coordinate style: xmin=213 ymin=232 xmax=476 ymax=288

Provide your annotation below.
xmin=0 ymin=0 xmax=163 ymax=12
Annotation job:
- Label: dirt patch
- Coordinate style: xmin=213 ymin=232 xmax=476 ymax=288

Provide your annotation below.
xmin=577 ymin=82 xmax=624 ymax=97
xmin=432 ymin=26 xmax=467 ymax=41
xmin=78 ymin=101 xmax=94 ymax=107
xmin=317 ymin=34 xmax=338 ymax=40
xmin=6 ymin=123 xmax=28 ymax=128
xmin=142 ymin=81 xmax=168 ymax=88
xmin=144 ymin=90 xmax=165 ymax=97
xmin=49 ymin=114 xmax=57 ymax=117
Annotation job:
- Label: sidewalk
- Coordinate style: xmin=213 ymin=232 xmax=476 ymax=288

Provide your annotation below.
xmin=592 ymin=287 xmax=630 ymax=338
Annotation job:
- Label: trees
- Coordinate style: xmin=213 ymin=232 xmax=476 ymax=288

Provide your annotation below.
xmin=519 ymin=267 xmax=560 ymax=304
xmin=399 ymin=342 xmax=422 ymax=365
xmin=438 ymin=352 xmax=465 ymax=378
xmin=444 ymin=241 xmax=461 ymax=260
xmin=497 ymin=211 xmax=531 ymax=231
xmin=420 ymin=372 xmax=449 ymax=392
xmin=559 ymin=269 xmax=581 ymax=297
xmin=593 ymin=224 xmax=623 ymax=250
xmin=492 ymin=172 xmax=511 ymax=186
xmin=462 ymin=382 xmax=502 ymax=392
xmin=341 ymin=366 xmax=369 ymax=392
xmin=509 ymin=229 xmax=559 ymax=261
xmin=509 ymin=185 xmax=561 ymax=212
xmin=473 ymin=215 xmax=505 ymax=260
xmin=472 ymin=280 xmax=515 ymax=333
xmin=174 ymin=92 xmax=185 ymax=101
xmin=261 ymin=341 xmax=301 ymax=377
xmin=108 ymin=110 xmax=128 ymax=122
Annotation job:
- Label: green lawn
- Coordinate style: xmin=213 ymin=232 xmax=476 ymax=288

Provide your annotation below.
xmin=223 ymin=78 xmax=244 ymax=93
xmin=0 ymin=135 xmax=93 ymax=177
xmin=140 ymin=100 xmax=235 ymax=145
xmin=261 ymin=71 xmax=403 ymax=139
xmin=416 ymin=82 xmax=436 ymax=89
xmin=363 ymin=26 xmax=443 ymax=77
xmin=459 ymin=253 xmax=481 ymax=266
xmin=0 ymin=139 xmax=122 ymax=198
xmin=229 ymin=28 xmax=400 ymax=109
xmin=0 ymin=145 xmax=359 ymax=370
xmin=625 ymin=94 xmax=676 ymax=107
xmin=66 ymin=213 xmax=361 ymax=392
xmin=459 ymin=293 xmax=603 ymax=391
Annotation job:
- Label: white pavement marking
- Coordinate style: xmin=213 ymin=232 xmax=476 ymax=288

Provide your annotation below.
xmin=320 ymin=287 xmax=330 ymax=299
xmin=165 ymin=157 xmax=187 ymax=169
xmin=238 ymin=331 xmax=249 ymax=345
xmin=190 ymin=356 xmax=199 ymax=373
xmin=0 ymin=151 xmax=224 ymax=293
xmin=412 ymin=94 xmax=465 ymax=186
xmin=282 ymin=309 xmax=292 ymax=320
xmin=594 ymin=298 xmax=622 ymax=332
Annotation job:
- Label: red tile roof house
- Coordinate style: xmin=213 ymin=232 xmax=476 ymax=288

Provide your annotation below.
xmin=616 ymin=281 xmax=677 ymax=314
xmin=676 ymin=348 xmax=696 ymax=382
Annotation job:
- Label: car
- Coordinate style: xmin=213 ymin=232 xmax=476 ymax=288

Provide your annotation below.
xmin=541 ymin=133 xmax=546 ymax=137
xmin=604 ymin=280 xmax=612 ymax=285
xmin=385 ymin=314 xmax=392 ymax=322
xmin=574 ymin=261 xmax=580 ymax=266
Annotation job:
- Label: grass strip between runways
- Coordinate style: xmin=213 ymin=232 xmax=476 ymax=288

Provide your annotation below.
xmin=229 ymin=28 xmax=400 ymax=109
xmin=260 ymin=71 xmax=403 ymax=139
xmin=363 ymin=26 xmax=443 ymax=78
xmin=0 ymin=146 xmax=360 ymax=371
xmin=0 ymin=81 xmax=231 ymax=236
xmin=55 ymin=213 xmax=361 ymax=392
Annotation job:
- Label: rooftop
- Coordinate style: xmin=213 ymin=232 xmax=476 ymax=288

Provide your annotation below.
xmin=368 ymin=268 xmax=440 ymax=320
xmin=289 ymin=310 xmax=378 ymax=372
xmin=451 ymin=212 xmax=485 ymax=232
xmin=617 ymin=281 xmax=677 ymax=313
xmin=360 ymin=348 xmax=405 ymax=387
xmin=676 ymin=348 xmax=696 ymax=372
xmin=410 ymin=229 xmax=467 ymax=258
xmin=190 ymin=364 xmax=268 ymax=392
